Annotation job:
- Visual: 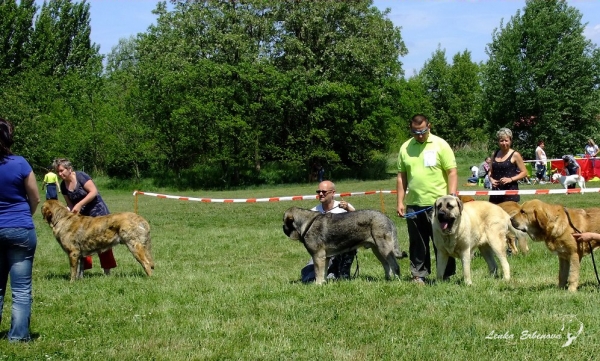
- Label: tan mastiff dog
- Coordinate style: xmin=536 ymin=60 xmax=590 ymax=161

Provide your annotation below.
xmin=432 ymin=196 xmax=511 ymax=285
xmin=511 ymin=199 xmax=600 ymax=291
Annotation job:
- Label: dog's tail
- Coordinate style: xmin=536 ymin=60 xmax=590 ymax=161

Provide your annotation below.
xmin=395 ymin=249 xmax=408 ymax=259
xmin=508 ymin=223 xmax=529 ymax=254
xmin=390 ymin=224 xmax=408 ymax=259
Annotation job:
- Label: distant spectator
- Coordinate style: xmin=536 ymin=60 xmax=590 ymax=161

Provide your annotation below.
xmin=488 ymin=128 xmax=528 ymax=204
xmin=585 ymin=139 xmax=598 ymax=169
xmin=317 ymin=164 xmax=325 ymax=182
xmin=41 ymin=166 xmax=60 ymax=200
xmin=562 ymin=154 xmax=581 ymax=189
xmin=585 ymin=139 xmax=599 ymax=158
xmin=476 ymin=157 xmax=492 ymax=188
xmin=535 ymin=140 xmax=547 ymax=184
xmin=467 ymin=165 xmax=479 ymax=183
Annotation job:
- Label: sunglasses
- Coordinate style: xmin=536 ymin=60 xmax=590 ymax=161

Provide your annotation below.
xmin=410 ymin=127 xmax=430 ymax=135
xmin=316 ymin=190 xmax=333 ymax=195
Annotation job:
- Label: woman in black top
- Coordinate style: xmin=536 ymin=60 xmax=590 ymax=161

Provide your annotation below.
xmin=489 ymin=128 xmax=528 ymax=204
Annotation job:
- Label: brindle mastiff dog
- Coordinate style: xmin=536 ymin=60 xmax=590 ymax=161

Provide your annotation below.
xmin=283 ymin=207 xmax=406 ymax=285
xmin=41 ymin=200 xmax=155 ymax=281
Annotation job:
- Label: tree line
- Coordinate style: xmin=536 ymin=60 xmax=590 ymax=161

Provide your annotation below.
xmin=1 ymin=0 xmax=599 ymax=188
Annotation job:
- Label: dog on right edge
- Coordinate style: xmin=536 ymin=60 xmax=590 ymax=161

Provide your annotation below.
xmin=511 ymin=199 xmax=600 ymax=292
xmin=552 ymin=173 xmax=586 ymax=193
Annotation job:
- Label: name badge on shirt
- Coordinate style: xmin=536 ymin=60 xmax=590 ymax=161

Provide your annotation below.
xmin=424 ymin=150 xmax=437 ymax=167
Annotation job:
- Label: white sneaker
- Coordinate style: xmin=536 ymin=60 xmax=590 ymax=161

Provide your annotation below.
xmin=539 ymin=181 xmax=546 ymax=185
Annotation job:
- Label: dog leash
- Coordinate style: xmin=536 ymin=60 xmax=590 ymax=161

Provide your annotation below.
xmin=402 ymin=206 xmax=433 ymax=219
xmin=563 ymin=207 xmax=600 ymax=287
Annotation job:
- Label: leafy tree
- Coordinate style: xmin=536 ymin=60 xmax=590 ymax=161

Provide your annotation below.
xmin=447 ymin=51 xmax=485 ymax=146
xmin=102 ymin=36 xmax=156 ymax=179
xmin=272 ymin=0 xmax=407 ymax=177
xmin=417 ymin=47 xmax=485 ymax=148
xmin=483 ymin=0 xmax=600 ymax=159
xmin=23 ymin=0 xmax=104 ymax=170
xmin=0 ymin=0 xmax=36 ymax=80
xmin=418 ymin=47 xmax=452 ymax=140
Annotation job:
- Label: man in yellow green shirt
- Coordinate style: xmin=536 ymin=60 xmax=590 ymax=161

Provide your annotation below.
xmin=42 ymin=166 xmax=60 ymax=200
xmin=397 ymin=114 xmax=458 ymax=284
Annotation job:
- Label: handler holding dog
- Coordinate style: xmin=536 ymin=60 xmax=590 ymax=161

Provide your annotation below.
xmin=396 ymin=114 xmax=458 ymax=284
xmin=300 ymin=180 xmax=356 ymax=282
xmin=53 ymin=158 xmax=117 ymax=276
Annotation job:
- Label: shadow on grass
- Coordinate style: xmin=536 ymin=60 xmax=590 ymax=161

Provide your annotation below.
xmin=43 ymin=270 xmax=148 ymax=280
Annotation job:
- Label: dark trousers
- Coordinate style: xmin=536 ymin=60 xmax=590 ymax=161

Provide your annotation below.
xmin=406 ymin=205 xmax=456 ymax=279
xmin=300 ymin=250 xmax=356 ymax=283
xmin=45 ymin=184 xmax=58 ymax=200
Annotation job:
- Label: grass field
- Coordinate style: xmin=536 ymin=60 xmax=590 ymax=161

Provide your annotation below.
xmin=2 ymin=175 xmax=600 ymax=360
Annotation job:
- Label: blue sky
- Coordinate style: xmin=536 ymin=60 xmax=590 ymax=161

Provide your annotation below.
xmin=79 ymin=0 xmax=600 ymax=76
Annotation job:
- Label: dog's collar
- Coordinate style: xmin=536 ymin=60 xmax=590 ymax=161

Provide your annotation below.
xmin=563 ymin=207 xmax=581 ymax=234
xmin=299 ymin=215 xmax=320 ymax=241
xmin=51 ymin=215 xmax=68 ymax=228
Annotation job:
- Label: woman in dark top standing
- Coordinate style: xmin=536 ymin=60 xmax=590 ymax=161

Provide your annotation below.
xmin=52 ymin=158 xmax=117 ymax=275
xmin=488 ymin=128 xmax=528 ymax=204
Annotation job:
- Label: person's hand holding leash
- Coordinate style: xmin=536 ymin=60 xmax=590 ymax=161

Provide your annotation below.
xmin=573 ymin=232 xmax=599 ymax=242
xmin=396 ymin=204 xmax=405 ymax=218
xmin=339 ymin=198 xmax=355 ymax=212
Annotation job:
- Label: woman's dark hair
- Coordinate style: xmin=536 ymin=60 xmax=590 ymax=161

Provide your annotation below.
xmin=0 ymin=117 xmax=14 ymax=160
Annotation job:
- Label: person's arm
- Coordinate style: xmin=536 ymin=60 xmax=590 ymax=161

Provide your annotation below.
xmin=573 ymin=232 xmax=600 ymax=242
xmin=447 ymin=167 xmax=458 ymax=195
xmin=70 ymin=179 xmax=99 ymax=214
xmin=396 ymin=172 xmax=407 ymax=217
xmin=488 ymin=153 xmax=499 ymax=188
xmin=24 ymin=171 xmax=40 ymax=215
xmin=55 ymin=179 xmax=61 ymax=193
xmin=339 ymin=199 xmax=355 ymax=212
xmin=507 ymin=152 xmax=528 ymax=184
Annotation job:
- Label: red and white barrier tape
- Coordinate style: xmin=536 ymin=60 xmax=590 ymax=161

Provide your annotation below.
xmin=132 ymin=188 xmax=600 ymax=203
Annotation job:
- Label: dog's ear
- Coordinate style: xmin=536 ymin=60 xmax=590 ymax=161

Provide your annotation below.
xmin=41 ymin=202 xmax=53 ymax=224
xmin=456 ymin=197 xmax=463 ymax=214
xmin=282 ymin=209 xmax=300 ymax=240
xmin=434 ymin=198 xmax=441 ymax=217
xmin=533 ymin=202 xmax=549 ymax=231
xmin=534 ymin=202 xmax=563 ymax=237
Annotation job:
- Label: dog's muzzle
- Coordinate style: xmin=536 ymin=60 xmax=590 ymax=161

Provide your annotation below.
xmin=437 ymin=211 xmax=456 ymax=233
xmin=282 ymin=225 xmax=292 ymax=237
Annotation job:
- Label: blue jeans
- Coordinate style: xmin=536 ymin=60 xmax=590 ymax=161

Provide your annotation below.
xmin=0 ymin=228 xmax=37 ymax=342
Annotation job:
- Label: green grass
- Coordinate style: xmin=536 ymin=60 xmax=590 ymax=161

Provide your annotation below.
xmin=2 ymin=176 xmax=600 ymax=360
